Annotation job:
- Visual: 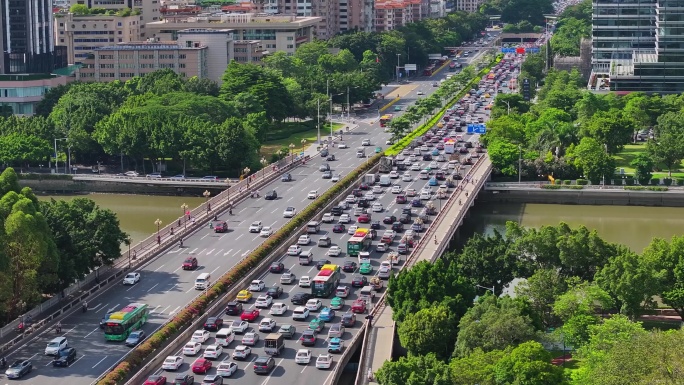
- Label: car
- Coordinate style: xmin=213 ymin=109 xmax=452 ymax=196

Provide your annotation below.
xmin=341 ymin=312 xmax=357 ymax=327
xmin=225 ymin=301 xmax=243 ymax=316
xmin=202 ymin=345 xmax=223 ymax=360
xmin=202 ymin=374 xmax=223 ymax=385
xmin=144 ymin=375 xmax=167 ymax=385
xmin=316 ymin=259 xmax=331 ymax=269
xmin=183 ymin=342 xmax=202 ymax=356
xmin=230 ymin=318 xmax=250 ymax=334
xmin=278 ymin=324 xmax=297 ymax=339
xmin=255 ymin=295 xmax=273 ymax=309
xmin=402 ymin=173 xmax=412 ymax=182
xmin=125 ymin=330 xmax=145 ymax=347
xmin=204 ymin=317 xmax=224 ymax=331
xmin=269 ymin=261 xmax=285 ymax=273
xmin=331 ymin=173 xmax=341 ymax=182
xmin=328 ymin=322 xmax=345 ymax=338
xmin=266 ymin=286 xmax=283 ymax=298
xmin=412 ymin=199 xmax=422 ymax=207
xmin=192 ymin=358 xmax=212 ymax=374
xmin=352 ymin=299 xmax=367 ymax=313
xmin=376 ymin=243 xmax=388 ymax=252
xmin=264 ymin=190 xmax=277 ymax=200
xmin=327 ymin=154 xmax=336 ymax=161
xmin=392 ymin=222 xmax=404 ymax=232
xmin=306 ymin=298 xmax=323 ymax=312
xmin=122 ymin=271 xmax=140 ymax=285
xmin=364 ymin=192 xmax=376 ymax=201
xmin=338 ymin=142 xmax=347 ymax=149
xmin=253 ymin=356 xmax=276 ymax=374
xmin=241 ymin=332 xmax=260 ymax=346
xmin=292 ymin=306 xmax=311 ymax=321
xmin=307 ymin=190 xmax=319 ymax=199
xmin=342 ymin=261 xmax=357 ymax=272
xmin=249 ymin=221 xmax=263 ymax=233
xmin=248 ymin=279 xmax=265 ymax=292
xmin=281 ymin=173 xmax=292 ymax=182
xmin=320 ymin=307 xmax=336 ymax=322
xmin=182 ymin=257 xmax=198 ymax=270
xmin=351 ymin=275 xmax=368 ymax=287
xmin=291 ymin=292 xmax=312 ymax=305
xmin=163 ymin=355 xmax=185 ymax=371
xmin=359 ymin=263 xmax=373 ymax=275
xmin=358 ymin=213 xmax=371 ymax=223
xmin=332 ymin=224 xmax=346 ymax=233
xmin=280 ymin=271 xmax=296 ymax=284
xmin=216 ymin=361 xmax=238 ymax=377
xmin=299 ymin=275 xmax=312 ymax=287
xmin=389 ymin=170 xmax=399 ymax=179
xmin=260 ymin=226 xmax=273 ymax=237
xmin=287 ymin=245 xmax=302 ymax=255
xmin=236 ymin=290 xmax=252 ymax=303
xmin=328 ymin=337 xmax=344 ymax=353
xmin=295 ymin=349 xmax=312 ymax=364
xmin=202 ymin=176 xmax=218 ymax=181
xmin=383 ymin=215 xmax=397 ymax=224
xmin=191 ymin=330 xmax=210 ymax=344
xmin=283 ymin=207 xmax=297 ymax=217
xmin=322 ymin=213 xmax=334 ymax=223
xmin=406 ymin=188 xmax=417 ymax=196
xmin=370 ymin=220 xmax=381 ymax=230
xmin=298 ymin=234 xmax=311 ymax=245
xmin=300 ymin=329 xmax=317 ymax=346
xmin=174 ymin=374 xmax=195 ymax=385
xmin=232 ymin=345 xmax=252 ymax=360
xmin=316 ymin=354 xmax=333 ymax=369
xmin=240 ymin=309 xmax=260 ymax=322
xmin=338 ymin=214 xmax=351 ymax=223
xmin=322 ymin=170 xmax=333 ymax=179
xmin=345 ymin=194 xmax=357 ymax=204
xmin=391 ymin=185 xmax=402 ymax=194
xmin=326 ymin=245 xmax=341 ymax=256
xmin=259 ymin=318 xmax=277 ymax=332
xmin=270 ymin=302 xmax=288 ymax=316
xmin=52 ymin=347 xmax=77 ymax=367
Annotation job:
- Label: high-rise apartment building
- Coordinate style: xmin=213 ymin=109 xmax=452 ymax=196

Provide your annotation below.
xmin=454 ymin=0 xmax=483 ymax=13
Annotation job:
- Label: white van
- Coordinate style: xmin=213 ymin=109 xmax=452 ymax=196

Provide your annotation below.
xmin=419 ymin=170 xmax=429 ymax=180
xmin=195 ymin=273 xmax=211 ymax=290
xmin=359 ymin=286 xmax=375 ymax=303
xmin=45 ymin=336 xmax=68 ymax=355
xmin=215 ymin=328 xmax=235 ymax=347
xmin=358 ymin=251 xmax=371 ymax=265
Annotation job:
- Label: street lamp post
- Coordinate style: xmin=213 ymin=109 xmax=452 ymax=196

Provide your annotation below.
xmin=154 ymin=219 xmax=162 ymax=245
xmin=260 ymin=157 xmax=268 ymax=179
xmin=301 ymin=139 xmax=307 ymax=153
xmin=475 ymin=284 xmax=496 ymax=295
xmin=181 ymin=203 xmax=188 ymax=228
xmin=289 ymin=143 xmax=295 ymax=163
xmin=126 ymin=236 xmax=132 ymax=268
xmin=396 ymin=53 xmax=401 ymax=82
xmin=203 ymin=190 xmax=211 ymax=212
xmin=518 ymin=144 xmax=522 ymax=184
xmin=54 ymin=137 xmax=68 ymax=174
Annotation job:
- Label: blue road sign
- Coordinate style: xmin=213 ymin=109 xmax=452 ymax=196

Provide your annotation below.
xmin=501 ymin=48 xmax=515 ymax=53
xmin=527 ymin=47 xmax=540 ymax=53
xmin=467 ymin=124 xmax=486 ymax=134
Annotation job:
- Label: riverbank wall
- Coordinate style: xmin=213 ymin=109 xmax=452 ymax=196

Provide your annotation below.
xmin=19 ymin=178 xmax=226 ymax=196
xmin=482 ymin=186 xmax=684 ymax=207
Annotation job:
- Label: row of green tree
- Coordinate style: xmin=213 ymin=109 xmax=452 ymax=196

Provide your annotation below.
xmin=484 ymin=68 xmax=684 ymax=182
xmin=549 ymin=0 xmax=591 ymax=57
xmin=0 ymin=168 xmax=127 ymax=323
xmin=381 ymin=221 xmax=684 ymax=384
xmin=481 ymin=0 xmax=555 ymax=26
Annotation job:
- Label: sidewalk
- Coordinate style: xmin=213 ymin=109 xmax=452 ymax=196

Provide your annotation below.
xmin=367 ymin=305 xmax=394 ymax=385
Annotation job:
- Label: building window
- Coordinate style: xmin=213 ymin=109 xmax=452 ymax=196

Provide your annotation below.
xmin=287 ymin=36 xmax=294 ymax=40
xmin=71 ymin=24 xmax=75 ymax=28
xmin=179 ymin=63 xmax=186 ymax=68
xmin=179 ymin=54 xmax=186 ymax=59
xmin=287 ymin=44 xmax=294 ymax=49
xmin=60 ymin=23 xmax=64 ymax=27
xmin=82 ymin=24 xmax=86 ymax=28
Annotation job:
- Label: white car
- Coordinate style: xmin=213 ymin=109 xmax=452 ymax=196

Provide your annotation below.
xmin=316 ymin=354 xmax=333 ymax=369
xmin=270 ymin=303 xmax=288 ymax=316
xmin=347 ymin=225 xmax=358 ymax=235
xmin=362 ymin=139 xmax=371 ymax=146
xmin=338 ymin=214 xmax=350 ymax=224
xmin=307 ymin=190 xmax=319 ymax=199
xmin=391 ymin=185 xmax=402 ymax=194
xmin=292 ymin=306 xmax=310 ymax=321
xmin=328 ymin=323 xmax=345 ymax=339
xmin=338 ymin=142 xmax=347 ymax=149
xmin=332 ymin=174 xmax=341 ymax=182
xmin=229 ymin=320 xmax=249 ymax=334
xmin=306 ymin=299 xmax=323 ymax=312
xmin=281 ymin=272 xmax=296 ymax=284
xmin=287 ymin=245 xmax=302 ymax=255
xmin=249 ymin=280 xmax=265 ymax=292
xmin=183 ymin=342 xmax=202 ymax=356
xmin=298 ymin=235 xmax=311 ymax=245
xmin=429 ymin=161 xmax=438 ymax=169
xmin=162 ymin=356 xmax=184 ymax=371
xmin=191 ymin=330 xmax=210 ymax=344
xmin=241 ymin=332 xmax=259 ymax=346
xmin=420 ymin=191 xmax=431 ymax=200
xmin=296 ymin=349 xmax=312 ymax=364
xmin=345 ymin=195 xmax=357 ymax=204
xmin=338 ymin=201 xmax=349 ymax=210
xmin=283 ymin=207 xmax=297 ymax=218
xmin=364 ymin=192 xmax=375 ymax=201
xmin=122 ymin=272 xmax=140 ymax=285
xmin=203 ymin=344 xmax=223 ymax=360
xmin=260 ymin=226 xmax=273 ymax=237
xmin=322 ymin=213 xmax=334 ymax=223
xmin=376 ymin=243 xmax=388 ymax=252
xmin=380 ymin=260 xmax=392 ymax=269
xmin=255 ymin=295 xmax=273 ymax=308
xmin=353 ymin=206 xmax=365 ymax=216
xmin=335 ymin=286 xmax=350 ymax=298
xmin=299 ymin=276 xmax=311 ymax=287
xmin=249 ymin=221 xmax=263 ymax=233
xmin=216 ymin=361 xmax=238 ymax=377
xmin=372 ymin=185 xmax=383 ymax=194
xmin=326 ymin=246 xmax=341 ymax=257
xmin=372 ymin=203 xmax=384 ymax=212
xmin=259 ymin=318 xmax=277 ymax=332
xmin=232 ymin=345 xmax=252 ymax=360
xmin=389 ymin=171 xmax=399 ymax=179
xmin=411 ymin=163 xmax=421 ymax=171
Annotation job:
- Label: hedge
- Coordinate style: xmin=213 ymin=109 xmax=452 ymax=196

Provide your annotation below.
xmin=541 ymin=184 xmax=583 ymax=190
xmin=624 ymin=186 xmax=668 ymax=192
xmin=19 ymin=173 xmax=73 ymax=180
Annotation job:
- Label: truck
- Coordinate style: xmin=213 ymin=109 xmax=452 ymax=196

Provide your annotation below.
xmin=264 ymin=333 xmax=285 ymax=355
xmin=379 ymin=174 xmax=391 ymax=187
xmin=379 ymin=157 xmax=393 ymax=173
xmin=364 ymin=173 xmax=377 ymax=185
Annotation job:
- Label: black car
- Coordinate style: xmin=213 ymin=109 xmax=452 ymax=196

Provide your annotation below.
xmin=204 ymin=317 xmax=224 ymax=331
xmin=402 ymin=206 xmax=412 ymax=215
xmin=264 ymin=190 xmax=278 ymax=200
xmin=331 ymin=206 xmax=343 ymax=216
xmin=281 ymin=173 xmax=292 ymax=182
xmin=332 ymin=224 xmax=346 ymax=233
xmin=357 ymin=199 xmax=370 ymax=208
xmin=352 ymin=189 xmax=363 ymax=197
xmin=422 ymin=154 xmax=432 ymax=161
xmin=267 ymin=286 xmax=284 ymax=299
xmin=383 ymin=215 xmax=397 ymax=224
xmin=291 ymin=292 xmax=312 ymax=305
xmin=351 ymin=275 xmax=368 ymax=288
xmin=326 ymin=155 xmax=336 ymax=161
xmin=52 ymin=347 xmax=77 ymax=367
xmin=253 ymin=356 xmax=276 ymax=374
xmin=399 ymin=213 xmax=411 ymax=224
xmin=316 ymin=259 xmax=331 ymax=270
xmin=342 ymin=261 xmax=357 ymax=273
xmin=341 ymin=312 xmax=356 ymax=327
xmin=411 ymin=199 xmax=422 ymax=207
xmin=369 ymin=229 xmax=377 ymax=240
xmin=370 ymin=220 xmax=381 ymax=230
xmin=300 ymin=330 xmax=317 ymax=346
xmin=225 ymin=301 xmax=243 ymax=316
xmin=174 ymin=374 xmax=195 ymax=385
xmin=270 ymin=261 xmax=285 ymax=273
xmin=391 ymin=222 xmax=404 ymax=232
xmin=319 ymin=163 xmax=330 ymax=172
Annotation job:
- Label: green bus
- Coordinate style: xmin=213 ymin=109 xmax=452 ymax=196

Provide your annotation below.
xmin=104 ymin=303 xmax=149 ymax=341
xmin=347 ymin=228 xmax=372 ymax=256
xmin=312 ymin=264 xmax=341 ymax=298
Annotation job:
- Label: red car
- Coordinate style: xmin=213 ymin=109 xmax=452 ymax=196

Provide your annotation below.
xmin=144 ymin=375 xmax=167 ymax=385
xmin=191 ymin=358 xmax=212 ymax=374
xmin=213 ymin=221 xmax=228 ymax=233
xmin=359 ymin=183 xmax=369 ymax=190
xmin=396 ymin=195 xmax=407 ymax=204
xmin=358 ymin=213 xmax=371 ymax=223
xmin=240 ymin=309 xmax=260 ymax=322
xmin=351 ymin=300 xmax=367 ymax=314
xmin=182 ymin=257 xmax=198 ymax=270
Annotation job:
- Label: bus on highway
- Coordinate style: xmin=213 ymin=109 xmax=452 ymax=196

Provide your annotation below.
xmin=312 ymin=264 xmax=341 ymax=297
xmin=104 ymin=303 xmax=150 ymax=341
xmin=379 ymin=114 xmax=393 ymax=127
xmin=347 ymin=228 xmax=372 ymax=256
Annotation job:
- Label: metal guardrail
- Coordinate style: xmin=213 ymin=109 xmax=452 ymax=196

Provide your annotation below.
xmin=71 ymin=174 xmax=241 ymax=185
xmin=486 ymin=182 xmax=684 ymax=191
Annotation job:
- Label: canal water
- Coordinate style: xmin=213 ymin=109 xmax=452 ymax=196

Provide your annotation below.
xmin=38 ymin=194 xmax=206 ymax=245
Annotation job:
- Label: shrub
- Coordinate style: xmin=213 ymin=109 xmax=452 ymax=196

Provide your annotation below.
xmin=576 ymin=179 xmax=588 ymax=185
xmin=650 ymin=177 xmax=661 ymax=186
xmin=677 ymin=178 xmax=684 ymax=186
xmin=564 ymin=180 xmax=571 ymax=185
xmin=612 ymin=177 xmax=622 ymax=186
xmin=555 ymin=179 xmax=562 ymax=185
xmin=625 ymin=186 xmax=646 ymax=191
xmin=541 ymin=184 xmax=562 ymax=189
xmin=625 ymin=176 xmax=635 ymax=186
xmin=664 ymin=178 xmax=673 ymax=186
xmin=648 ymin=186 xmax=668 ymax=191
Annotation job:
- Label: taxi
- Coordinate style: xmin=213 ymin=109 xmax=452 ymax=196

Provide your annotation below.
xmin=236 ymin=290 xmax=252 ymax=303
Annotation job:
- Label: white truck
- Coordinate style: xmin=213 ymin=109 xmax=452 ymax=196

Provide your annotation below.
xmin=379 ymin=174 xmax=391 ymax=186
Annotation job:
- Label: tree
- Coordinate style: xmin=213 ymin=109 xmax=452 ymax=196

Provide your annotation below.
xmin=133 ymin=68 xmax=184 ymax=95
xmin=398 ymin=305 xmax=456 ymax=359
xmin=494 ymin=341 xmax=567 ymax=385
xmin=0 ymin=134 xmax=52 ymax=167
xmin=220 ymin=62 xmax=290 ymax=122
xmin=516 ymin=268 xmax=568 ymax=328
xmin=553 ymin=281 xmax=613 ymax=323
xmin=183 ymin=76 xmax=220 ymax=97
xmin=644 ymin=236 xmax=684 ymax=320
xmin=376 ymin=353 xmax=451 ymax=385
xmin=569 ymin=137 xmax=616 ymax=183
xmin=647 ymin=111 xmax=684 ymax=177
xmin=449 ymin=348 xmax=505 ymax=385
xmin=454 ymin=295 xmax=537 ymax=357
xmin=630 ymin=152 xmax=654 ymax=185
xmin=581 ymin=109 xmax=635 ymax=154
xmin=551 ymin=17 xmax=591 ymax=56
xmin=487 ymin=140 xmax=521 ymax=176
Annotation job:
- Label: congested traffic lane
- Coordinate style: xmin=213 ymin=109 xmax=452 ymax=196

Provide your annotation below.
xmin=3 ymin=67 xmax=458 ymax=385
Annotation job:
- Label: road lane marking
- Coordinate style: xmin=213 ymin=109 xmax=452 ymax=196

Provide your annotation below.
xmin=201 ymin=233 xmax=210 ymax=240
xmin=260 ymin=358 xmax=285 ymax=385
xmin=84 ymin=327 xmax=99 ymax=338
xmin=172 ymin=266 xmax=181 ymax=273
xmin=233 ymin=249 xmax=243 ymax=257
xmin=189 ymin=248 xmax=198 ymax=254
xmin=224 ymin=249 xmax=233 ymax=256
xmin=242 ymin=356 xmax=257 ymax=370
xmin=236 ymin=234 xmax=243 ymax=240
xmin=152 ymin=305 xmax=160 ymax=314
xmin=271 ymin=208 xmax=279 ymax=213
xmin=92 ymin=356 xmax=108 ymax=368
xmin=216 ymin=248 xmax=224 ymax=255
xmin=147 ymin=283 xmax=159 ymax=292
xmin=170 ymin=306 xmax=181 ymax=315
xmin=210 ymin=266 xmax=221 ymax=275
xmin=158 ymin=305 xmax=170 ymax=315
xmin=206 ymin=248 xmax=215 ymax=255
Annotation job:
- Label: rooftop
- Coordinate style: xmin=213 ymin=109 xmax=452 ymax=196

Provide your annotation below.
xmin=94 ymin=42 xmax=205 ymax=51
xmin=150 ymin=12 xmax=319 ymax=25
